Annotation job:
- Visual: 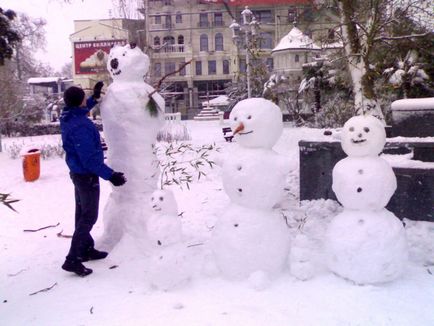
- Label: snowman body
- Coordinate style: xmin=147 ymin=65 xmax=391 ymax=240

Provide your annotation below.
xmin=325 ymin=115 xmax=408 ymax=284
xmin=212 ymin=204 xmax=290 ymax=280
xmin=98 ymin=44 xmax=164 ymax=252
xmin=211 ymin=98 xmax=291 ymax=282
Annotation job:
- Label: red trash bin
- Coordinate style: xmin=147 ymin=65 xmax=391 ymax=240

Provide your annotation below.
xmin=22 ymin=149 xmax=41 ymax=182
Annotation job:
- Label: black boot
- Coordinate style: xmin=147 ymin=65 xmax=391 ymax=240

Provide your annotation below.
xmin=82 ymin=248 xmax=108 ymax=262
xmin=62 ymin=259 xmax=93 ymax=277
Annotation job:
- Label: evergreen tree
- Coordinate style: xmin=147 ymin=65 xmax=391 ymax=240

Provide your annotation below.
xmin=0 ymin=7 xmax=20 ymax=66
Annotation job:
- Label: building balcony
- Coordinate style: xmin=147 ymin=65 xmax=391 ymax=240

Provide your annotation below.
xmin=197 ymin=21 xmax=210 ymax=28
xmin=154 ymin=44 xmax=186 ymax=54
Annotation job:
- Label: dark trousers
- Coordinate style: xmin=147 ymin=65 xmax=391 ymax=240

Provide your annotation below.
xmin=66 ymin=173 xmax=100 ymax=261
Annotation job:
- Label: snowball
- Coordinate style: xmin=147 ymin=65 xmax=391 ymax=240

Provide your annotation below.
xmin=222 ymin=148 xmax=288 ymax=210
xmin=229 ymin=98 xmax=283 ymax=149
xmin=211 ymin=204 xmax=291 ymax=281
xmin=404 ymin=219 xmax=434 ymax=265
xmin=340 ymin=115 xmax=386 ymax=157
xmin=325 ymin=209 xmax=408 ymax=284
xmin=248 ymin=270 xmax=271 ymax=291
xmin=289 ymin=234 xmax=316 ymax=281
xmin=146 ymin=243 xmax=193 ymax=291
xmin=332 ymin=157 xmax=397 ymax=211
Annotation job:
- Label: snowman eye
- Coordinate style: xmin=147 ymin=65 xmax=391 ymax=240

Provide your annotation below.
xmin=364 ymin=127 xmax=370 ymax=133
xmin=234 ymin=117 xmax=238 ymax=121
xmin=247 ymin=115 xmax=252 ymax=119
xmin=151 ymin=197 xmax=154 ymax=201
xmin=349 ymin=127 xmax=354 ymax=132
xmin=159 ymin=197 xmax=164 ymax=201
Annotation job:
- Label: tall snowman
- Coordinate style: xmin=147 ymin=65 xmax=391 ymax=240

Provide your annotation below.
xmin=98 ymin=44 xmax=165 ymax=251
xmin=211 ymin=98 xmax=291 ymax=285
xmin=325 ymin=115 xmax=408 ymax=284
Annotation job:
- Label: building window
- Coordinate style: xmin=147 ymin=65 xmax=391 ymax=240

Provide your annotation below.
xmin=179 ymin=61 xmax=186 ymax=76
xmin=200 ymin=34 xmax=208 ymax=51
xmin=208 ymin=60 xmax=216 ymax=75
xmin=163 ymin=35 xmax=175 ymax=45
xmin=253 ymin=10 xmax=272 ymax=23
xmin=266 ymin=58 xmax=273 ymax=72
xmin=215 ymin=33 xmax=224 ymax=51
xmin=199 ymin=13 xmax=209 ymax=27
xmin=176 ymin=12 xmax=182 ymax=23
xmin=295 ymin=54 xmax=300 ymax=63
xmin=214 ymin=12 xmax=223 ymax=26
xmin=164 ymin=15 xmax=172 ymax=28
xmin=223 ymin=59 xmax=229 ymax=74
xmin=260 ymin=32 xmax=273 ymax=49
xmin=165 ymin=62 xmax=176 ymax=75
xmin=154 ymin=63 xmax=161 ymax=77
xmin=155 ymin=15 xmax=161 ymax=24
xmin=196 ymin=61 xmax=202 ymax=75
xmin=178 ymin=35 xmax=184 ymax=44
xmin=328 ymin=28 xmax=335 ymax=40
xmin=239 ymin=59 xmax=246 ymax=73
xmin=154 ymin=36 xmax=160 ymax=46
xmin=288 ymin=8 xmax=297 ymax=23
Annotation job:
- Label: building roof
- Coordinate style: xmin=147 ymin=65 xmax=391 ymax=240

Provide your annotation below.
xmin=272 ymin=26 xmax=320 ymax=53
xmin=27 ymin=77 xmax=65 ymax=84
xmin=202 ymin=95 xmax=230 ymax=106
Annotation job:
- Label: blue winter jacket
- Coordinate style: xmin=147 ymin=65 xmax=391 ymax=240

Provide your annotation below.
xmin=60 ymin=97 xmax=113 ymax=180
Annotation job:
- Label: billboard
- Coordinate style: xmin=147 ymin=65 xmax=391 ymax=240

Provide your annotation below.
xmin=73 ymin=39 xmax=127 ymax=75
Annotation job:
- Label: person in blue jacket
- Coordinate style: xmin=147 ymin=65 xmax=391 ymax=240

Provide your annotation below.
xmin=60 ymin=83 xmax=126 ymax=277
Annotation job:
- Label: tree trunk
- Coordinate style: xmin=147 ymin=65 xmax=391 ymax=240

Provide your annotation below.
xmin=338 ymin=0 xmax=384 ymax=121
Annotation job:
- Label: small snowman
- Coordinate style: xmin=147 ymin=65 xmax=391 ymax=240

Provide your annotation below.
xmin=325 ymin=115 xmax=408 ymax=284
xmin=211 ymin=98 xmax=291 ymax=285
xmin=98 ymin=43 xmax=165 ymax=252
xmin=146 ymin=189 xmax=193 ymax=291
xmin=146 ymin=189 xmax=182 ymax=248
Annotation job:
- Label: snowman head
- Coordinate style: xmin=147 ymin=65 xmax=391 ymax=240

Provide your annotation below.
xmin=107 ymin=43 xmax=150 ymax=82
xmin=150 ymin=189 xmax=178 ymax=215
xmin=341 ymin=115 xmax=386 ymax=157
xmin=230 ymin=98 xmax=283 ymax=149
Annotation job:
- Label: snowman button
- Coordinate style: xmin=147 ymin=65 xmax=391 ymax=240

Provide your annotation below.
xmin=237 ymin=188 xmax=242 ymax=193
xmin=237 ymin=165 xmax=242 ymax=171
xmin=357 ymin=187 xmax=362 ymax=193
xmin=358 ymin=169 xmax=363 ymax=174
xmin=234 ymin=223 xmax=239 ymax=227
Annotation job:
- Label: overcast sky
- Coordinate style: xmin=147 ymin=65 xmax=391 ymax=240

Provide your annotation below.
xmin=1 ymin=0 xmax=115 ymax=72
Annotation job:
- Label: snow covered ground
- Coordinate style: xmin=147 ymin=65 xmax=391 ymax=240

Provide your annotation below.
xmin=1 ymin=121 xmax=433 ymax=325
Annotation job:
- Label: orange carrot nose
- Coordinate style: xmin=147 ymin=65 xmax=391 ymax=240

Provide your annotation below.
xmin=233 ymin=122 xmax=245 ymax=135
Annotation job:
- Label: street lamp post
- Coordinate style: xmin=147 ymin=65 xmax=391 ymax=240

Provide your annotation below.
xmin=229 ymin=6 xmax=260 ymax=99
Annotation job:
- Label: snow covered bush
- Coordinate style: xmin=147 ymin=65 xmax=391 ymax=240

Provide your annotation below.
xmin=157 ymin=122 xmax=191 ymax=142
xmin=4 ymin=141 xmax=64 ymax=159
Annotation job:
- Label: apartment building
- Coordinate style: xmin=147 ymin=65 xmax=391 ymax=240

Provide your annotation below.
xmin=141 ymin=0 xmax=338 ymax=117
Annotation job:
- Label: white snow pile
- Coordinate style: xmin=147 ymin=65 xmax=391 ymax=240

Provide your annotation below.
xmin=1 ymin=119 xmax=434 ymax=325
